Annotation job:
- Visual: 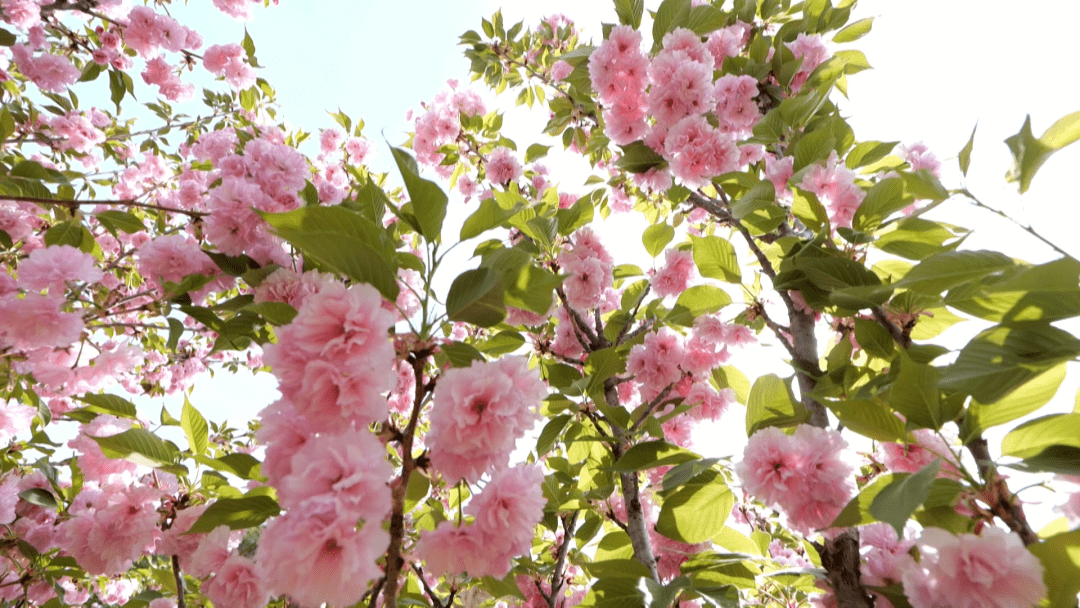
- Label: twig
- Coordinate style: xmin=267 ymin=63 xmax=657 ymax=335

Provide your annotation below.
xmin=9 ymin=195 xmax=207 ymax=218
xmin=170 ymin=555 xmax=186 ymax=608
xmin=870 ymin=305 xmax=911 ymax=349
xmin=548 ymin=512 xmax=580 ymax=608
xmin=628 ymin=383 xmax=677 ymax=434
xmin=965 ymin=437 xmax=1039 ymax=546
xmin=964 ymin=192 xmax=1074 ymax=260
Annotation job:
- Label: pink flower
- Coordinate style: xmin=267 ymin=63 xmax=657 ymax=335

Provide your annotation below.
xmin=137 ymin=234 xmax=217 ymax=290
xmin=0 ymin=401 xmax=35 ymax=445
xmin=735 ymin=425 xmax=856 ymax=535
xmin=626 ymin=328 xmax=685 ymax=400
xmin=900 ymin=526 xmax=1046 ymax=608
xmin=17 ymin=245 xmax=103 ymax=291
xmin=879 ymin=429 xmax=960 ymax=477
xmin=427 ymin=357 xmax=546 ymax=483
xmin=277 ymin=428 xmax=392 ymax=522
xmin=10 ymin=45 xmax=79 ymax=93
xmin=466 ymin=464 xmax=545 ymax=557
xmin=799 ymin=151 xmax=865 ymax=228
xmin=202 ymin=555 xmax=269 ymax=608
xmin=211 ymin=0 xmax=260 ymax=21
xmin=415 ymin=521 xmax=487 ymax=577
xmin=287 ymin=282 xmax=396 ymax=363
xmin=188 ymin=525 xmax=240 ymax=578
xmin=663 ymin=115 xmax=740 ymax=188
xmin=649 ymin=248 xmax=695 ymax=298
xmin=58 ymin=484 xmax=162 ymax=575
xmin=550 ymin=59 xmax=573 ymax=81
xmin=0 ymin=292 xmax=84 ymax=349
xmin=786 ymin=33 xmax=829 ymax=91
xmin=203 ymin=43 xmax=255 ymax=89
xmin=256 ymin=499 xmax=388 ymax=608
xmin=486 ymin=147 xmax=522 ymax=185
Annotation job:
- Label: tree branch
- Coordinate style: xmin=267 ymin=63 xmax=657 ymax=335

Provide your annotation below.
xmin=170 ymin=555 xmax=186 ymax=608
xmin=965 ymin=436 xmax=1039 ymax=546
xmin=548 ymin=512 xmax=579 ymax=608
xmin=8 ymin=195 xmax=208 ymax=218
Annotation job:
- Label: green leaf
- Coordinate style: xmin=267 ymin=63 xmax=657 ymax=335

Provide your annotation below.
xmin=75 ymin=394 xmax=138 ymax=419
xmin=91 ymin=428 xmax=181 ymax=469
xmin=875 ymin=218 xmax=961 ymax=260
xmin=869 ymin=459 xmax=941 ymax=537
xmin=832 ymin=473 xmax=895 ymax=528
xmin=889 ymin=351 xmax=944 ymax=430
xmin=845 ymin=140 xmax=898 ymax=169
xmin=1001 ymin=413 xmax=1080 ymax=460
xmin=941 ymin=322 xmax=1080 ymax=403
xmin=668 ymin=285 xmax=732 ymax=326
xmin=187 ymin=495 xmax=281 ymax=533
xmin=790 ymin=189 xmax=829 ymax=232
xmin=537 ymin=414 xmax=572 ymax=455
xmin=964 ymin=363 xmax=1066 ymax=440
xmin=616 ymin=140 xmax=666 ymax=173
xmin=613 ymin=0 xmax=644 ymax=28
xmin=0 ymin=27 xmax=15 ymax=46
xmin=657 ymin=480 xmax=733 ymax=543
xmin=460 ymin=196 xmax=523 ymax=240
xmin=581 ymin=576 xmax=645 ymax=608
xmin=662 ymin=457 xmax=720 ymax=492
xmin=446 ymin=267 xmax=505 ymax=327
xmin=854 ymin=318 xmax=894 ymax=359
xmin=194 ymin=453 xmax=263 ymax=480
xmin=642 ymin=224 xmax=675 ymax=257
xmin=832 ymin=17 xmax=873 ymax=42
xmin=95 ymin=210 xmax=144 ymax=234
xmin=44 ymin=221 xmax=84 ymax=248
xmin=826 ymin=399 xmax=908 ymax=443
xmin=181 ymin=398 xmax=209 ymax=456
xmin=584 ymin=347 xmax=626 ymax=397
xmin=259 ymin=206 xmax=399 ymax=300
xmin=898 ymin=250 xmax=1014 ymax=295
xmin=852 ymin=178 xmax=913 ymax=233
xmin=691 ymin=235 xmax=740 ymax=283
xmin=440 ymin=341 xmax=485 ymax=368
xmin=685 ymin=4 xmax=728 ymax=35
xmin=18 ymin=488 xmax=58 ymax=510
xmin=611 ymin=441 xmax=699 ymax=472
xmin=945 ymin=257 xmax=1080 ymax=323
xmin=12 ymin=160 xmax=67 ymax=183
xmin=959 ymin=123 xmax=977 ymax=177
xmin=1006 ymin=111 xmax=1080 ymax=193
xmin=651 ymin=0 xmax=692 ymax=50
xmin=1030 ymin=529 xmax=1080 ymax=608
xmin=243 ymin=301 xmax=298 ymax=326
xmin=0 ymin=230 xmax=14 ymax=249
xmin=404 ymin=471 xmax=430 ymax=513
xmin=390 ymin=146 xmax=448 ymax=240
xmin=745 ymin=374 xmax=807 ymax=435
xmin=556 ymin=196 xmax=595 ymax=236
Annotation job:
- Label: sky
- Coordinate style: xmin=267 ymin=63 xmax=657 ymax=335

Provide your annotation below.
xmin=147 ymin=0 xmax=1080 ymax=525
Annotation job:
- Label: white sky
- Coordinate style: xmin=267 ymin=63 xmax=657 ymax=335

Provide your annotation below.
xmin=145 ymin=0 xmax=1080 ymax=525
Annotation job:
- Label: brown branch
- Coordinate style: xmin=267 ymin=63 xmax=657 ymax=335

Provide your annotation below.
xmin=383 ymin=347 xmax=435 ymax=607
xmin=628 ymin=383 xmax=677 ymax=434
xmin=411 ymin=564 xmax=447 ymax=608
xmin=965 ymin=437 xmax=1039 ymax=546
xmin=548 ymin=512 xmax=579 ymax=608
xmin=870 ymin=306 xmax=911 ymax=349
xmin=170 ymin=555 xmax=186 ymax=608
xmin=614 ymin=284 xmax=651 ymax=346
xmin=604 ymin=380 xmax=660 ymax=582
xmin=9 ymin=195 xmax=207 ymax=218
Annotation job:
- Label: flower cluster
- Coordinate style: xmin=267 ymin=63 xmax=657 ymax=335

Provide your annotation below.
xmin=256 ymin=279 xmax=397 ymax=606
xmin=735 ymin=425 xmax=856 ymax=535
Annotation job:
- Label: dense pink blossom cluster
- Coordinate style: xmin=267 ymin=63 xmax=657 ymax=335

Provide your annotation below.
xmin=785 ymin=33 xmax=829 ymax=91
xmin=650 ymin=248 xmax=696 ymax=298
xmin=558 ymin=227 xmax=615 ymax=312
xmin=255 ymin=280 xmax=397 ymax=605
xmin=486 ymin=146 xmax=523 ymax=184
xmin=799 ymin=150 xmax=865 ymax=228
xmin=203 ymin=43 xmax=256 ymax=90
xmin=9 ymin=44 xmax=79 ymax=92
xmin=735 ymin=425 xmax=856 ymax=535
xmin=416 ymin=464 xmax=545 ymax=578
xmin=426 ymin=356 xmax=546 ymax=483
xmin=900 ymin=526 xmax=1046 ymax=608
xmin=878 ymin=428 xmax=960 ymax=477
xmin=412 ymin=84 xmax=486 ymax=173
xmin=589 ymin=25 xmax=649 ymax=144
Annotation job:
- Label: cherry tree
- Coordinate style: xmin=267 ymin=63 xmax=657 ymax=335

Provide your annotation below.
xmin=1 ymin=1 xmax=1079 ymax=607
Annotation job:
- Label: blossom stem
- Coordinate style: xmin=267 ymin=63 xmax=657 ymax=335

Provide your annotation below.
xmin=171 ymin=555 xmax=186 ymax=608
